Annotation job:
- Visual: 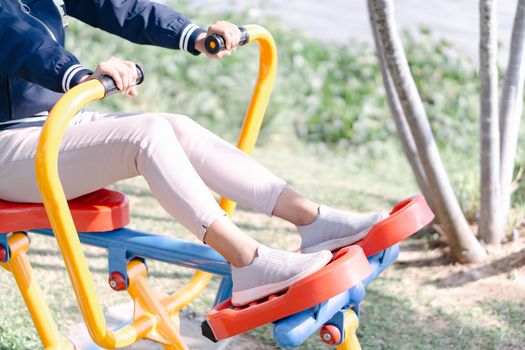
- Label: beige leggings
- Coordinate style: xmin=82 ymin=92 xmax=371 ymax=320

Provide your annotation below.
xmin=0 ymin=111 xmax=287 ymax=240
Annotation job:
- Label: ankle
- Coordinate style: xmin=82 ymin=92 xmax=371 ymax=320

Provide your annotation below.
xmin=231 ymin=245 xmax=259 ymax=268
xmin=272 ymin=187 xmax=320 ymax=226
xmin=295 ymin=205 xmax=320 ymax=226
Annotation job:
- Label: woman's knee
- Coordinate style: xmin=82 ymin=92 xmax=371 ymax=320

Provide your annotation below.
xmin=131 ymin=115 xmax=178 ymax=148
xmin=160 ymin=114 xmax=207 ymax=141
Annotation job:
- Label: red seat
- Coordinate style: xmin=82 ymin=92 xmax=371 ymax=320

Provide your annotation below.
xmin=0 ymin=189 xmax=130 ymax=234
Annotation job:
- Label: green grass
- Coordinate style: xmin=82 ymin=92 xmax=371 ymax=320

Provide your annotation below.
xmin=1 ymin=145 xmax=524 ymax=349
xmin=1 ymin=3 xmax=525 ymax=349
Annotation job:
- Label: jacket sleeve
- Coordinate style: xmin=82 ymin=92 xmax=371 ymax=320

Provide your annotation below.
xmin=0 ymin=4 xmax=92 ymax=92
xmin=64 ymin=0 xmax=206 ymax=56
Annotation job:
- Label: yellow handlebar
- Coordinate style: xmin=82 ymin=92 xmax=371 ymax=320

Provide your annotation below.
xmin=219 ymin=25 xmax=278 ymax=213
xmin=35 ymin=24 xmax=277 ymax=348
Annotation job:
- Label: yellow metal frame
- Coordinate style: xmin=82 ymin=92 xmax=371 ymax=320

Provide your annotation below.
xmin=336 ymin=310 xmax=362 ymax=350
xmin=1 ymin=233 xmax=73 ymax=350
xmin=31 ymin=24 xmax=277 ymax=349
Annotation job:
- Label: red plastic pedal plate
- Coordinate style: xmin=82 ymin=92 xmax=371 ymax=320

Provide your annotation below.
xmin=206 ymin=245 xmax=372 ymax=340
xmin=357 ymin=195 xmax=434 ymax=256
xmin=0 ymin=188 xmax=129 ymax=233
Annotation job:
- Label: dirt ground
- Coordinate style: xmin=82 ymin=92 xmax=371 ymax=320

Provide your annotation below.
xmin=395 ymin=227 xmax=525 ymax=307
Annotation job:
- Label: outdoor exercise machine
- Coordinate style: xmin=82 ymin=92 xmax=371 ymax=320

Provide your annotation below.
xmin=0 ymin=25 xmax=434 ymax=349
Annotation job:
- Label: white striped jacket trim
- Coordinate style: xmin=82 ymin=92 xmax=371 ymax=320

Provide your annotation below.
xmin=179 ymin=24 xmax=199 ymax=52
xmin=0 ymin=115 xmax=48 ymax=126
xmin=61 ymin=64 xmax=84 ymax=92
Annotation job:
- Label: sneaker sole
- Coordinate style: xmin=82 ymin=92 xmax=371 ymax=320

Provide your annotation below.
xmin=301 ymin=229 xmax=371 ymax=254
xmin=231 ymin=252 xmax=332 ymax=306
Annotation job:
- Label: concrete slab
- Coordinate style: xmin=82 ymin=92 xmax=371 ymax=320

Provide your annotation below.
xmin=67 ymin=303 xmax=262 ymax=350
xmin=191 ymin=0 xmax=519 ymax=63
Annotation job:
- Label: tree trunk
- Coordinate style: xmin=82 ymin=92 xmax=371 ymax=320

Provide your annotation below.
xmin=479 ymin=0 xmax=502 ymax=244
xmin=499 ymin=0 xmax=525 ymax=234
xmin=370 ymin=0 xmax=487 ymax=263
xmin=367 ymin=1 xmax=435 ymax=211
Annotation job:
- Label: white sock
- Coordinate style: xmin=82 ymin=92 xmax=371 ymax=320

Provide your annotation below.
xmin=298 ymin=205 xmax=388 ymax=253
xmin=231 ymin=244 xmax=331 ymax=306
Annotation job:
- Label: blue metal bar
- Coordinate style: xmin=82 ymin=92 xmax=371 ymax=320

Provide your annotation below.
xmin=33 ymin=228 xmax=231 ymax=276
xmin=213 ymin=276 xmax=233 ymax=307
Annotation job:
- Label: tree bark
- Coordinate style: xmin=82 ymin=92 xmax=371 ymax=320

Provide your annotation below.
xmin=499 ymin=0 xmax=525 ymax=234
xmin=367 ymin=1 xmax=435 ymax=211
xmin=479 ymin=0 xmax=502 ymax=244
xmin=370 ymin=0 xmax=487 ymax=262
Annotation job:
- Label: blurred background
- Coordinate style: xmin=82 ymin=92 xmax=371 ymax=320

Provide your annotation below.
xmin=0 ymin=1 xmax=524 ymax=349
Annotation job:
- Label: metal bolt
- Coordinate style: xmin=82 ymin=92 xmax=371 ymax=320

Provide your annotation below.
xmin=0 ymin=246 xmax=6 ymax=262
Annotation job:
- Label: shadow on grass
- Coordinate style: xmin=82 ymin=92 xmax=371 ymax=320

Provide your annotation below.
xmin=130 ymin=212 xmax=179 ymax=226
xmin=111 ymin=183 xmax=150 ymax=197
xmin=29 ymin=247 xmax=104 ymax=260
xmin=394 ymin=254 xmax=452 ymax=269
xmin=395 ymin=239 xmax=428 ymax=252
xmin=235 ymin=222 xmax=295 ymax=233
xmin=431 ymin=248 xmax=525 ymax=288
xmin=387 ymin=239 xmax=453 ymax=269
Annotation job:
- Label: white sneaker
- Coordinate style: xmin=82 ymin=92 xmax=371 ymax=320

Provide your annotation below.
xmin=231 ymin=245 xmax=332 ymax=306
xmin=299 ymin=206 xmax=388 ymax=253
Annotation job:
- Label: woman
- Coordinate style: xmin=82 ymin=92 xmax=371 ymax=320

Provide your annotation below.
xmin=0 ymin=0 xmax=385 ymax=306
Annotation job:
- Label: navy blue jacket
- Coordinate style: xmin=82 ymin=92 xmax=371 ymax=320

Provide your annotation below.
xmin=0 ymin=0 xmax=205 ymax=129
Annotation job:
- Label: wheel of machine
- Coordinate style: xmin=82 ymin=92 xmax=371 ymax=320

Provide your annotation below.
xmin=0 ymin=245 xmax=6 ymax=262
xmin=109 ymin=271 xmax=127 ymax=291
xmin=319 ymin=324 xmax=341 ymax=345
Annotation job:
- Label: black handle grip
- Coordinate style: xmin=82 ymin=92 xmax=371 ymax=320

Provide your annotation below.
xmin=99 ymin=64 xmax=144 ymax=97
xmin=204 ymin=26 xmax=249 ymax=55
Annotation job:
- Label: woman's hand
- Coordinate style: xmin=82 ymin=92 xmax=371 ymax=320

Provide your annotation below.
xmin=195 ymin=21 xmax=241 ymax=59
xmin=78 ymin=57 xmax=139 ymax=96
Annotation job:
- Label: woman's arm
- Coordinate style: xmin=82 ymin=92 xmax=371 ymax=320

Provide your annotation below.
xmin=0 ymin=3 xmax=91 ymax=92
xmin=64 ymin=0 xmax=206 ymax=56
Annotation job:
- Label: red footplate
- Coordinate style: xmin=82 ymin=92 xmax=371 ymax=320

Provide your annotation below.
xmin=206 ymin=245 xmax=372 ymax=340
xmin=356 ymin=195 xmax=435 ymax=256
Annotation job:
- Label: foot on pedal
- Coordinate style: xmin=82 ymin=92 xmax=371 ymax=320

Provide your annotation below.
xmin=299 ymin=206 xmax=388 ymax=254
xmin=205 ymin=246 xmax=372 ymax=341
xmin=231 ymin=245 xmax=332 ymax=306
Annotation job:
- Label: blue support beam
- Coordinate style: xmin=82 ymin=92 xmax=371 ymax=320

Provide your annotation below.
xmin=34 ymin=228 xmax=231 ymax=276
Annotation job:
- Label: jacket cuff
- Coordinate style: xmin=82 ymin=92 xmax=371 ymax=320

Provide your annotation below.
xmin=60 ymin=61 xmax=93 ymax=92
xmin=179 ymin=24 xmax=206 ymax=56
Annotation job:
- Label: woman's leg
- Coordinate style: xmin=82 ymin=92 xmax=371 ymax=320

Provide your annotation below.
xmin=162 ymin=114 xmax=388 ymax=252
xmin=162 ymin=114 xmax=291 ymax=216
xmin=0 ymin=116 xmax=255 ymax=261
xmin=0 ymin=114 xmax=331 ymax=305
xmin=73 ymin=111 xmax=386 ymax=254
xmin=0 ymin=116 xmax=223 ymax=239
xmin=80 ymin=111 xmax=319 ymax=223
